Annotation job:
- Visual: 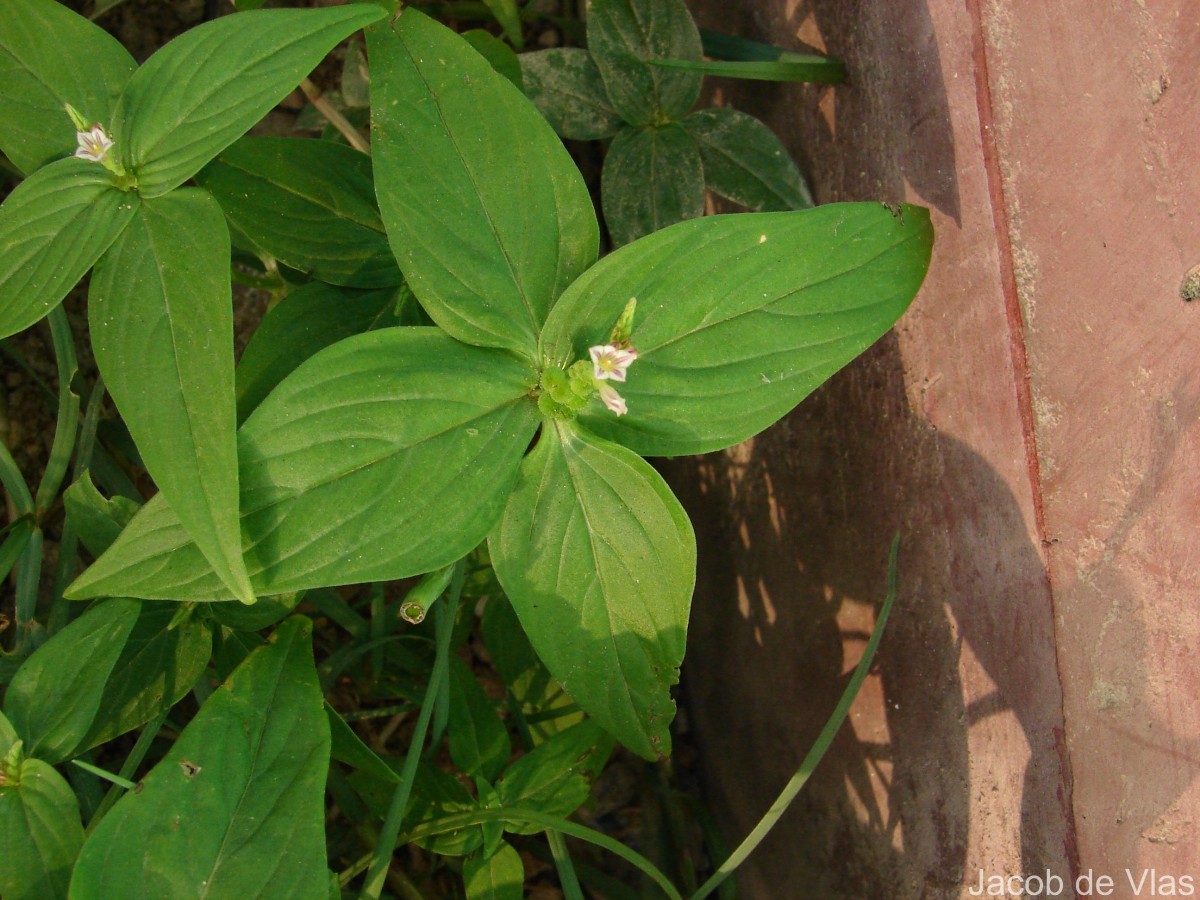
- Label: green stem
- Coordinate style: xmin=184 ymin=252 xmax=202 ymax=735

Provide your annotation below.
xmin=689 ymin=535 xmax=901 ymax=900
xmin=548 ymin=830 xmax=584 ymax=900
xmin=0 ymin=439 xmax=34 ymax=516
xmin=401 ymin=807 xmax=682 ymax=900
xmin=359 ymin=558 xmax=465 ymax=900
xmin=87 ymin=710 xmax=168 ymax=832
xmin=35 ymin=307 xmax=80 ymax=516
xmin=71 ymin=758 xmax=136 ymax=790
xmin=13 ymin=526 xmax=43 ymax=652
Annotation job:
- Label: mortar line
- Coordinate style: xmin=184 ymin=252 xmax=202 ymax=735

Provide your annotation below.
xmin=963 ymin=0 xmax=1082 ymax=884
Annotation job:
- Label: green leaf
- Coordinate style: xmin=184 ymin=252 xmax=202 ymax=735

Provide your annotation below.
xmin=3 ymin=599 xmax=140 ymax=764
xmin=0 ymin=0 xmax=136 ymax=174
xmin=489 ymin=422 xmax=695 ymax=759
xmin=586 ymin=0 xmax=701 ymax=125
xmin=462 ymin=30 xmax=524 ymax=90
xmin=601 ymin=123 xmax=704 ymax=246
xmin=684 ymin=107 xmax=812 ymax=211
xmin=113 ymin=4 xmax=385 ymax=197
xmin=78 ymin=603 xmax=212 ymax=752
xmin=89 ymin=188 xmax=254 ymax=605
xmin=650 ymin=57 xmax=845 ymax=84
xmin=494 ymin=721 xmax=612 ymax=833
xmin=236 ymin=281 xmax=400 ymax=423
xmin=368 ymin=10 xmax=598 ymax=357
xmin=326 ymin=704 xmax=399 ymax=784
xmin=464 ymin=841 xmax=524 ymax=900
xmin=67 ymin=329 xmax=539 ymax=602
xmin=519 ymin=48 xmax=623 ymax=140
xmin=448 ymin=657 xmax=511 ymax=782
xmin=540 ymin=203 xmax=934 ymax=456
xmin=0 ymin=157 xmax=136 ymax=340
xmin=0 ymin=754 xmax=84 ymax=900
xmin=64 ymin=471 xmax=140 ymax=558
xmin=481 ymin=0 xmax=524 ymax=49
xmin=209 ymin=591 xmax=302 ymax=632
xmin=348 ymin=762 xmax=483 ymax=856
xmin=69 ymin=617 xmax=330 ymax=900
xmin=195 ymin=136 xmax=402 ymax=288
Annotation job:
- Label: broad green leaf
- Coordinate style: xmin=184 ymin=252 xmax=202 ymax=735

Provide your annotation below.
xmin=494 ymin=721 xmax=612 ymax=833
xmin=587 ymin=0 xmax=701 ymax=125
xmin=70 ymin=617 xmax=330 ymax=900
xmin=601 ymin=123 xmax=703 ymax=246
xmin=0 ymin=0 xmax=135 ymax=174
xmin=448 ymin=657 xmax=511 ymax=782
xmin=462 ymin=30 xmax=524 ymax=90
xmin=650 ymin=57 xmax=846 ymax=84
xmin=89 ymin=188 xmax=254 ymax=605
xmin=519 ymin=48 xmax=624 ymax=140
xmin=368 ymin=10 xmax=598 ymax=357
xmin=67 ymin=329 xmax=539 ymax=602
xmin=195 ymin=137 xmax=401 ymax=288
xmin=0 ymin=754 xmax=83 ymax=900
xmin=540 ymin=204 xmax=934 ymax=456
xmin=64 ymin=471 xmax=140 ymax=558
xmin=685 ymin=107 xmax=812 ymax=211
xmin=0 ymin=709 xmax=15 ymax=751
xmin=464 ymin=841 xmax=524 ymax=900
xmin=78 ymin=604 xmax=212 ymax=752
xmin=3 ymin=599 xmax=140 ymax=763
xmin=481 ymin=0 xmax=524 ymax=49
xmin=0 ymin=158 xmax=136 ymax=340
xmin=489 ymin=421 xmax=695 ymax=759
xmin=235 ymin=281 xmax=400 ymax=422
xmin=113 ymin=4 xmax=385 ymax=197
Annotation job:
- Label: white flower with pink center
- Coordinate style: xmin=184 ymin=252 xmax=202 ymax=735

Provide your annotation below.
xmin=588 ymin=343 xmax=637 ymax=383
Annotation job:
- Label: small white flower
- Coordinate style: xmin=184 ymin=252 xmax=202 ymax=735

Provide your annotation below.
xmin=597 ymin=383 xmax=627 ymax=416
xmin=75 ymin=125 xmax=113 ymax=162
xmin=589 ymin=343 xmax=637 ymax=383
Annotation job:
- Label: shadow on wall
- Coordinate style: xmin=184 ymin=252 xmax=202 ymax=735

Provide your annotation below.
xmin=680 ymin=0 xmax=1196 ymax=894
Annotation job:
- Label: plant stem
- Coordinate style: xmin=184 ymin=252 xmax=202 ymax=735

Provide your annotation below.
xmin=35 ymin=307 xmax=80 ymax=516
xmin=87 ymin=710 xmax=168 ymax=832
xmin=299 ymin=78 xmax=370 ymax=153
xmin=548 ymin=830 xmax=584 ymax=900
xmin=359 ymin=558 xmax=465 ymax=899
xmin=689 ymin=535 xmax=901 ymax=900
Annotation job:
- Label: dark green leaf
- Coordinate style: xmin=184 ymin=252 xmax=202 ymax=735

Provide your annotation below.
xmin=236 ymin=281 xmax=400 ymax=423
xmin=67 ymin=329 xmax=539 ymax=601
xmin=490 ymin=422 xmax=695 ymax=759
xmin=519 ymin=49 xmax=623 ymax=140
xmin=464 ymin=841 xmax=524 ymax=900
xmin=495 ymin=721 xmax=612 ymax=833
xmin=449 ymin=657 xmax=511 ymax=782
xmin=89 ymin=188 xmax=254 ymax=605
xmin=3 ymin=598 xmax=140 ymax=763
xmin=601 ymin=123 xmax=704 ymax=246
xmin=650 ymin=57 xmax=845 ymax=84
xmin=195 ymin=136 xmax=401 ymax=288
xmin=209 ymin=592 xmax=302 ymax=632
xmin=540 ymin=204 xmax=934 ymax=456
xmin=349 ymin=762 xmax=482 ymax=856
xmin=70 ymin=617 xmax=330 ymax=899
xmin=0 ymin=158 xmax=136 ymax=340
xmin=0 ymin=0 xmax=135 ymax=174
xmin=113 ymin=4 xmax=385 ymax=197
xmin=326 ymin=704 xmax=399 ymax=784
xmin=587 ymin=0 xmax=701 ymax=125
xmin=78 ymin=603 xmax=212 ymax=752
xmin=368 ymin=10 xmax=598 ymax=357
xmin=64 ymin=470 xmax=140 ymax=558
xmin=462 ymin=30 xmax=524 ymax=90
xmin=685 ymin=107 xmax=812 ymax=211
xmin=0 ymin=752 xmax=83 ymax=900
